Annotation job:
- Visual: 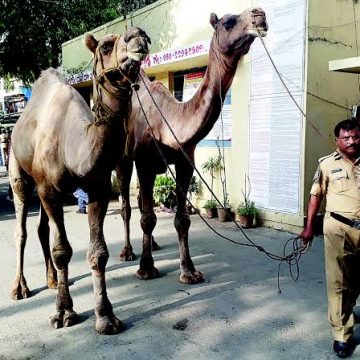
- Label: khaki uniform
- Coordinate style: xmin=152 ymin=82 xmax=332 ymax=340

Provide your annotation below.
xmin=311 ymin=149 xmax=360 ymax=342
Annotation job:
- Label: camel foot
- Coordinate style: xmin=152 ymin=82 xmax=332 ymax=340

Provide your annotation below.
xmin=119 ymin=247 xmax=136 ymax=262
xmin=151 ymin=237 xmax=161 ymax=251
xmin=136 ymin=267 xmax=160 ymax=280
xmin=180 ymin=271 xmax=205 ymax=284
xmin=50 ymin=310 xmax=78 ymax=329
xmin=10 ymin=284 xmax=30 ymax=300
xmin=50 ymin=311 xmax=64 ymax=329
xmin=63 ymin=310 xmax=78 ymax=327
xmin=96 ymin=315 xmax=124 ymax=335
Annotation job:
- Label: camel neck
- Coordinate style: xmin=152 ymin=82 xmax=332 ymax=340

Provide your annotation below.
xmin=64 ymin=85 xmax=131 ymax=177
xmin=180 ymin=41 xmax=239 ymax=145
xmin=93 ymin=82 xmax=132 ymax=127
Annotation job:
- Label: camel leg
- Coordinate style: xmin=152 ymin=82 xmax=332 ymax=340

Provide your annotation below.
xmin=38 ymin=203 xmax=57 ymax=289
xmin=37 ymin=184 xmax=78 ymax=329
xmin=175 ymin=162 xmax=204 ymax=284
xmin=9 ymin=153 xmax=34 ymax=300
xmin=136 ymin=165 xmax=160 ymax=280
xmin=116 ymin=160 xmax=136 ymax=261
xmin=138 ymin=191 xmax=161 ymax=251
xmin=87 ymin=181 xmax=123 ymax=334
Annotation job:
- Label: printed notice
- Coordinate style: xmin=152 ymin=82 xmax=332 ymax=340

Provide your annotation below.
xmin=249 ymin=0 xmax=305 ymax=214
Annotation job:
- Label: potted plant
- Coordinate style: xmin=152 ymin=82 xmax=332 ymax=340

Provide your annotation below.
xmin=237 ymin=200 xmax=259 ymax=228
xmin=201 ymin=155 xmax=223 ymax=194
xmin=216 ymin=194 xmax=232 ymax=222
xmin=153 ymin=174 xmax=176 ymax=210
xmin=203 ymin=199 xmax=218 ymax=218
xmin=212 ymin=143 xmax=233 ymax=222
xmin=237 ymin=174 xmax=259 ymax=228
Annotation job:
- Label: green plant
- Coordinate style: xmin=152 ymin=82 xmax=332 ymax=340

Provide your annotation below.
xmin=201 ymin=155 xmax=223 ymax=175
xmin=188 ymin=176 xmax=200 ymax=200
xmin=201 ymin=155 xmax=223 ymax=200
xmin=3 ymin=75 xmax=14 ymax=92
xmin=237 ymin=174 xmax=259 ymax=216
xmin=222 ymin=193 xmax=230 ymax=208
xmin=153 ymin=175 xmax=176 ymax=208
xmin=237 ymin=201 xmax=259 ymax=216
xmin=203 ymin=199 xmax=217 ymax=210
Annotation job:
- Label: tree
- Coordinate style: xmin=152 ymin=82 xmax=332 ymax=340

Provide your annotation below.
xmin=0 ymin=0 xmax=121 ymax=84
xmin=118 ymin=0 xmax=159 ymax=17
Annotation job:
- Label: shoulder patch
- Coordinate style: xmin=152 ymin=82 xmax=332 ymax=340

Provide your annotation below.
xmin=330 ymin=168 xmax=342 ymax=174
xmin=318 ymin=154 xmax=334 ymax=163
xmin=312 ymin=169 xmax=320 ymax=182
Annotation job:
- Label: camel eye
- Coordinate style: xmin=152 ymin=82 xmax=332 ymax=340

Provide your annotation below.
xmin=223 ymin=17 xmax=237 ymax=31
xmin=101 ymin=42 xmax=114 ymax=54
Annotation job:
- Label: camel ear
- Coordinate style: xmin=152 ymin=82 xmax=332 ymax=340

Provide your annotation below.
xmin=85 ymin=33 xmax=98 ymax=53
xmin=210 ymin=13 xmax=219 ymax=29
xmin=139 ymin=28 xmax=152 ymax=45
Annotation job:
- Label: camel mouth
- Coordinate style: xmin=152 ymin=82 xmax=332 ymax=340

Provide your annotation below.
xmin=127 ymin=50 xmax=148 ymax=62
xmin=256 ymin=27 xmax=267 ymax=37
xmin=248 ymin=26 xmax=267 ymax=37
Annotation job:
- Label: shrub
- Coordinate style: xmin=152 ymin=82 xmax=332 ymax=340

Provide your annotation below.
xmin=237 ymin=201 xmax=259 ymax=216
xmin=203 ymin=199 xmax=218 ymax=210
xmin=153 ymin=175 xmax=176 ymax=208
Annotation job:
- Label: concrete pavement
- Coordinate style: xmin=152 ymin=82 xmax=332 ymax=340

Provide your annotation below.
xmin=0 ymin=174 xmax=359 ymax=359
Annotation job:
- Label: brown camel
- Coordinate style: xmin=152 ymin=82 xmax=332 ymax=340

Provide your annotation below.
xmin=116 ymin=8 xmax=268 ymax=283
xmin=8 ymin=27 xmax=150 ymax=334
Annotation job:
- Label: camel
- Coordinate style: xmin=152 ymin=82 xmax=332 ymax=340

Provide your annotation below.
xmin=8 ymin=27 xmax=150 ymax=334
xmin=116 ymin=8 xmax=268 ymax=283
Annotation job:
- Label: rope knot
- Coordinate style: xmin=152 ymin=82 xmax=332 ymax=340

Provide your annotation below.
xmin=131 ymin=83 xmax=140 ymax=91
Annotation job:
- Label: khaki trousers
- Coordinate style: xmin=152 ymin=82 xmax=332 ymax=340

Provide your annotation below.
xmin=323 ymin=214 xmax=360 ymax=342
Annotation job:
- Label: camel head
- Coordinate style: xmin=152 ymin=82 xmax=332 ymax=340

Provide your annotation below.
xmin=210 ymin=8 xmax=267 ymax=57
xmin=85 ymin=27 xmax=151 ymax=86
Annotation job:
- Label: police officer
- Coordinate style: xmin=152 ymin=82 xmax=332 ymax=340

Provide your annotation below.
xmin=0 ymin=128 xmax=9 ymax=167
xmin=300 ymin=119 xmax=360 ymax=358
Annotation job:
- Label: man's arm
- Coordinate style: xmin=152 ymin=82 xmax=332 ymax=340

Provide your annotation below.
xmin=299 ymin=194 xmax=323 ymax=244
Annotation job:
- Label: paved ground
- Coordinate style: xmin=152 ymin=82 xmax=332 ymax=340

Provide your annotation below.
xmin=0 ymin=169 xmax=360 ymax=359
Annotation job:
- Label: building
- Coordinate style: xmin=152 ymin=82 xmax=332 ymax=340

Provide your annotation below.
xmin=62 ymin=0 xmax=360 ymax=232
xmin=0 ymin=77 xmax=31 ymax=129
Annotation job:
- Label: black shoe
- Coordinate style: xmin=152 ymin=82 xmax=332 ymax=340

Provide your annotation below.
xmin=333 ymin=340 xmax=353 ymax=358
xmin=76 ymin=209 xmax=87 ymax=214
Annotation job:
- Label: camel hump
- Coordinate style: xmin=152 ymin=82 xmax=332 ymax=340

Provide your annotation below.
xmin=32 ymin=68 xmax=66 ymax=93
xmin=40 ymin=68 xmax=65 ymax=82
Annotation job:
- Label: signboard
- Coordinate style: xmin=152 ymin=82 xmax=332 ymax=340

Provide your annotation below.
xmin=66 ymin=70 xmax=93 ymax=86
xmin=141 ymin=39 xmax=211 ymax=69
xmin=182 ymin=71 xmax=231 ymax=141
xmin=66 ymin=40 xmax=211 ymax=85
xmin=182 ymin=71 xmax=204 ymax=101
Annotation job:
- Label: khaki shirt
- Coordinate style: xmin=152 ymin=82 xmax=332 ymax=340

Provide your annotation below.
xmin=310 ymin=150 xmax=360 ymax=219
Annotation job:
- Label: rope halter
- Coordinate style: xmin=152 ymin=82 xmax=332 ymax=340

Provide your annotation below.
xmin=92 ymin=34 xmax=139 ymax=127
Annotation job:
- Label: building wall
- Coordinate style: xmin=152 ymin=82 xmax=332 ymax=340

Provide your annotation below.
xmin=62 ymin=0 xmax=360 ymax=232
xmin=304 ymin=0 xmax=360 ymax=215
xmin=62 ymin=0 xmax=254 ymax=207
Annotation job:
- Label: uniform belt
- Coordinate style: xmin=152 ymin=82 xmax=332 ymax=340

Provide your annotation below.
xmin=330 ymin=212 xmax=360 ymax=230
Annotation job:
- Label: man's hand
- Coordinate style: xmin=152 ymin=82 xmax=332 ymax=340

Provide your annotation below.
xmin=300 ymin=194 xmax=322 ymax=247
xmin=299 ymin=227 xmax=314 ymax=246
